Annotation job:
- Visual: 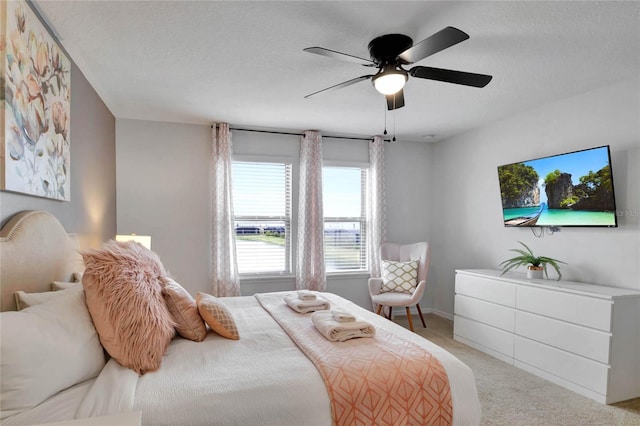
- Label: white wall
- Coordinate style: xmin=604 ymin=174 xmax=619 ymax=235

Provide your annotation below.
xmin=430 ymin=78 xmax=640 ymax=317
xmin=116 ymin=121 xmax=212 ymax=296
xmin=116 ymin=122 xmax=433 ymax=309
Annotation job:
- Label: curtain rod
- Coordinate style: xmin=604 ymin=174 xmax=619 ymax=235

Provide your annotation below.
xmin=210 ymin=125 xmax=390 ymax=143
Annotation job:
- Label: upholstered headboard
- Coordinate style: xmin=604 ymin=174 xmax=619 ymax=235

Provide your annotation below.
xmin=0 ymin=210 xmax=84 ymax=311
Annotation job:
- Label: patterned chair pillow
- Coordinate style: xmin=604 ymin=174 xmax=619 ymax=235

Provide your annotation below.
xmin=380 ymin=260 xmax=419 ymax=294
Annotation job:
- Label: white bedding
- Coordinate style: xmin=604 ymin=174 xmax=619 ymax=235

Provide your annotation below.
xmin=75 ymin=292 xmax=480 ymax=426
xmin=2 ymin=379 xmax=95 ymax=426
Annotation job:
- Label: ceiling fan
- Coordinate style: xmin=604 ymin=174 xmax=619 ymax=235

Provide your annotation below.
xmin=303 ymin=26 xmax=492 ymax=110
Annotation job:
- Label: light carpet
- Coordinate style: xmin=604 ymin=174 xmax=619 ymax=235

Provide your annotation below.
xmin=393 ymin=314 xmax=640 ymax=426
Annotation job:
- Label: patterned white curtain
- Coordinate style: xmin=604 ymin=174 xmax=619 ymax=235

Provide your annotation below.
xmin=367 ymin=135 xmax=387 ymax=278
xmin=210 ymin=123 xmax=241 ymax=296
xmin=296 ymin=130 xmax=326 ymax=291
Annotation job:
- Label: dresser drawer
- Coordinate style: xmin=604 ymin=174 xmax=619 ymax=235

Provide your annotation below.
xmin=456 ymin=273 xmax=516 ymax=307
xmin=455 ymin=294 xmax=516 ymax=333
xmin=454 ymin=315 xmax=515 ymax=359
xmin=516 ymin=311 xmax=612 ymax=364
xmin=515 ymin=336 xmax=610 ymax=394
xmin=516 ymin=286 xmax=612 ymax=331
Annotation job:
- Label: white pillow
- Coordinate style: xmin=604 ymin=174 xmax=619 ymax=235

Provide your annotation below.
xmin=380 ymin=260 xmax=419 ymax=294
xmin=51 ymin=281 xmax=80 ymax=291
xmin=14 ymin=286 xmax=77 ymax=310
xmin=0 ymin=286 xmax=106 ymax=420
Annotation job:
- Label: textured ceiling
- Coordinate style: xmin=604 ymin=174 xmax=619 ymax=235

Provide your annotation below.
xmin=33 ymin=1 xmax=640 ymax=142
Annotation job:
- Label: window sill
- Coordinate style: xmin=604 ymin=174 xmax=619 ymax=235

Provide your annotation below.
xmin=239 ymin=274 xmax=295 ymax=283
xmin=239 ymin=272 xmax=371 ymax=282
xmin=326 ymin=271 xmax=371 ymax=280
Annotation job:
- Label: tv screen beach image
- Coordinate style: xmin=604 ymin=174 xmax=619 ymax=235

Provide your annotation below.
xmin=497 ymin=146 xmax=617 ymax=227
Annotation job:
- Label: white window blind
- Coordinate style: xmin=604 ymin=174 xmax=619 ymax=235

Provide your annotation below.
xmin=232 ymin=161 xmax=291 ymax=275
xmin=322 ymin=167 xmax=368 ymax=272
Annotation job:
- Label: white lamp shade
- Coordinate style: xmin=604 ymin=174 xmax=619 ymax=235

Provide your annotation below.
xmin=373 ymin=72 xmax=407 ymax=95
xmin=115 ymin=234 xmax=152 ymax=250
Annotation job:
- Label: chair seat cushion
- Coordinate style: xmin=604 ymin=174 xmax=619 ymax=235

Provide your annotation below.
xmin=380 ymin=260 xmax=418 ymax=294
xmin=371 ymin=291 xmax=416 ymax=307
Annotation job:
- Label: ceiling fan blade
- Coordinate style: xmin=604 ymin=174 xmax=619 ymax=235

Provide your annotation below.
xmin=304 ymin=75 xmax=373 ymax=98
xmin=386 ymin=90 xmax=405 ymax=110
xmin=303 ymin=47 xmax=374 ymax=66
xmin=398 ymin=26 xmax=469 ymax=64
xmin=410 ymin=66 xmax=492 ymax=87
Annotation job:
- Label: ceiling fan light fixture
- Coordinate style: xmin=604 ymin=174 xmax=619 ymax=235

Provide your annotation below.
xmin=372 ymin=66 xmax=407 ymax=95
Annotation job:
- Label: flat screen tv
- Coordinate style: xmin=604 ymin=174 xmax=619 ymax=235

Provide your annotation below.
xmin=497 ymin=145 xmax=618 ymax=227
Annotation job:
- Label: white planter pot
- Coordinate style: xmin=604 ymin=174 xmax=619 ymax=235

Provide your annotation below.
xmin=527 ymin=267 xmax=544 ymax=279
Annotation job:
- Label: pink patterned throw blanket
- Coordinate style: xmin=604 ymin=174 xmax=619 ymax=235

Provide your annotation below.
xmin=255 ymin=292 xmax=453 ymax=426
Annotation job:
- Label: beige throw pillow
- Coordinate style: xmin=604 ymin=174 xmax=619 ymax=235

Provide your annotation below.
xmin=51 ymin=281 xmax=79 ymax=291
xmin=380 ymin=260 xmax=419 ymax=294
xmin=196 ymin=293 xmax=240 ymax=340
xmin=161 ymin=277 xmax=207 ymax=342
xmin=14 ymin=286 xmax=76 ymax=310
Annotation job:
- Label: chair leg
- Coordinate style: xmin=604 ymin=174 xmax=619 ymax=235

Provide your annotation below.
xmin=387 ymin=306 xmax=393 ymax=320
xmin=375 ymin=304 xmax=383 ymax=315
xmin=405 ymin=307 xmax=414 ymax=332
xmin=416 ymin=303 xmax=427 ymax=328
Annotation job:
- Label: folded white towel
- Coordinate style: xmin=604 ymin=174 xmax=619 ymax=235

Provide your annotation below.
xmin=331 ymin=309 xmax=356 ymax=323
xmin=297 ymin=290 xmax=317 ymax=300
xmin=311 ymin=311 xmax=375 ymax=342
xmin=284 ymin=293 xmax=330 ymax=314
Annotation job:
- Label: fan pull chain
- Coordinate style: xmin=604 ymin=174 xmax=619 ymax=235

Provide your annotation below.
xmin=383 ymin=102 xmax=388 ymax=135
xmin=392 ymin=95 xmax=396 ymax=142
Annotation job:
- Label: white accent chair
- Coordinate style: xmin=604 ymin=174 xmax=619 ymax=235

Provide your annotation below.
xmin=368 ymin=242 xmax=430 ymax=332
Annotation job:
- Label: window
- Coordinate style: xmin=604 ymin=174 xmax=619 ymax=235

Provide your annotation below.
xmin=232 ymin=162 xmax=291 ymax=275
xmin=322 ymin=167 xmax=368 ymax=272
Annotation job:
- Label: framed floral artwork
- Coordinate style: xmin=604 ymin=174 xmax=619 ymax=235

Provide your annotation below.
xmin=1 ymin=0 xmax=71 ymax=201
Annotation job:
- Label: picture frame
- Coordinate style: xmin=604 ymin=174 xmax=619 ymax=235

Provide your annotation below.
xmin=1 ymin=0 xmax=71 ymax=201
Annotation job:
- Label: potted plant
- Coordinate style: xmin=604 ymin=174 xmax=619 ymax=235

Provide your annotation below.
xmin=499 ymin=241 xmax=566 ymax=280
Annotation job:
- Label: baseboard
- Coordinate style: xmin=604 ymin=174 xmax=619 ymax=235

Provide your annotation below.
xmin=429 ymin=309 xmax=453 ymax=321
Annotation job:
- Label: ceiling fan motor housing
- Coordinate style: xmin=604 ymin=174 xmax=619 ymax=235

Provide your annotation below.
xmin=368 ymin=34 xmax=413 ymax=65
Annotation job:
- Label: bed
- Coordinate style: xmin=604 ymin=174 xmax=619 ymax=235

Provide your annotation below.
xmin=0 ymin=210 xmax=481 ymax=425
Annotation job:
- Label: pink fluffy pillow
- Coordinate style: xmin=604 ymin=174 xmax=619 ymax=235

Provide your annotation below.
xmin=81 ymin=241 xmax=175 ymax=374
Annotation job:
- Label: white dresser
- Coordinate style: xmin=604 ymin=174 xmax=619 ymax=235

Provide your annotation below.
xmin=453 ymin=269 xmax=640 ymax=404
